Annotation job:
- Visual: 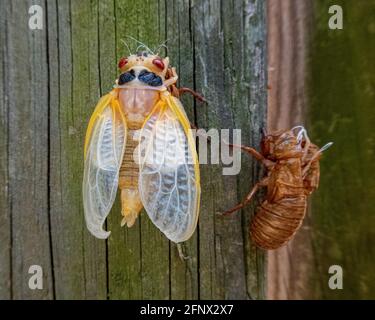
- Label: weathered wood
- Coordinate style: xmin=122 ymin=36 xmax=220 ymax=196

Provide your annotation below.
xmin=166 ymin=0 xmax=199 ymax=300
xmin=1 ymin=0 xmax=267 ymax=299
xmin=100 ymin=0 xmax=141 ymax=300
xmin=106 ymin=0 xmax=170 ymax=300
xmin=266 ymin=0 xmax=314 ymax=300
xmin=192 ymin=0 xmax=267 ymax=299
xmin=47 ymin=0 xmax=108 ymax=299
xmin=0 ymin=0 xmax=11 ymax=300
xmin=3 ymin=0 xmax=53 ymax=299
xmin=241 ymin=0 xmax=268 ymax=299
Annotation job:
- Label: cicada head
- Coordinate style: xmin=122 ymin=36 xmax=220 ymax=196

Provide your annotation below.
xmin=115 ymin=49 xmax=173 ymax=126
xmin=267 ymin=130 xmax=304 ymax=160
xmin=116 ymin=51 xmax=170 ymax=87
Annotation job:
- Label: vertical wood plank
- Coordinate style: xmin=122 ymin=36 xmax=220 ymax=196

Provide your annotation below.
xmin=49 ymin=0 xmax=107 ymax=299
xmin=192 ymin=0 xmax=230 ymax=299
xmin=0 ymin=0 xmax=11 ymax=300
xmin=80 ymin=0 xmax=108 ymax=300
xmin=237 ymin=0 xmax=268 ymax=299
xmin=266 ymin=0 xmax=314 ymax=300
xmin=166 ymin=0 xmax=199 ymax=300
xmin=192 ymin=0 xmax=267 ymax=299
xmin=137 ymin=0 xmax=170 ymax=300
xmin=97 ymin=0 xmax=118 ymax=300
xmin=107 ymin=0 xmax=170 ymax=300
xmin=107 ymin=0 xmax=142 ymax=300
xmin=6 ymin=0 xmax=53 ymax=299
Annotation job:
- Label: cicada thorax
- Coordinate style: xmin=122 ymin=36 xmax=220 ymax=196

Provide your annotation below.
xmin=118 ymin=87 xmax=160 ymax=126
xmin=118 ymin=87 xmax=161 ymax=227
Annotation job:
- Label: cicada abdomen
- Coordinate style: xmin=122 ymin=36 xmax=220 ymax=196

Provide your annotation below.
xmin=223 ymin=126 xmax=332 ymax=250
xmin=116 ymin=84 xmax=160 ymax=228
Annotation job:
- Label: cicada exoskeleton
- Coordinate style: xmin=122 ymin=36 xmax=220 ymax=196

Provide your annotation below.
xmin=223 ymin=126 xmax=332 ymax=250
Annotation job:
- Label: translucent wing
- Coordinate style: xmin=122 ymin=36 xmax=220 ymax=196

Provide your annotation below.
xmin=139 ymin=95 xmax=200 ymax=243
xmin=83 ymin=94 xmax=126 ymax=239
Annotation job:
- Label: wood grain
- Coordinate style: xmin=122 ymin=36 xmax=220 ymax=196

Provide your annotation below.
xmin=266 ymin=0 xmax=314 ymax=300
xmin=3 ymin=0 xmax=54 ymax=299
xmin=166 ymin=0 xmax=199 ymax=300
xmin=0 ymin=0 xmax=11 ymax=300
xmin=0 ymin=0 xmax=267 ymax=299
xmin=192 ymin=0 xmax=267 ymax=299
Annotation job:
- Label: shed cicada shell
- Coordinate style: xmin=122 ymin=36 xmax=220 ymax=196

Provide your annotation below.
xmin=83 ymin=47 xmax=203 ymax=243
xmin=223 ymin=126 xmax=333 ymax=250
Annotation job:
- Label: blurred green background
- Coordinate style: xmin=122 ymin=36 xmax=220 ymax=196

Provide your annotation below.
xmin=309 ymin=0 xmax=375 ymax=299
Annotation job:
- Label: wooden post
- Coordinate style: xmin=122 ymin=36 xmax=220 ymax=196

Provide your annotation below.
xmin=266 ymin=0 xmax=314 ymax=300
xmin=0 ymin=0 xmax=267 ymax=299
xmin=0 ymin=0 xmax=54 ymax=299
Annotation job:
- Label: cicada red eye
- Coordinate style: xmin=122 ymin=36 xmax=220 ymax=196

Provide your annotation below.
xmin=152 ymin=58 xmax=164 ymax=70
xmin=118 ymin=57 xmax=128 ymax=69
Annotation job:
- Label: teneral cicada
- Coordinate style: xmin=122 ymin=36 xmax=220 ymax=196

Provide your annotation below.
xmin=223 ymin=126 xmax=332 ymax=250
xmin=83 ymin=48 xmax=203 ymax=243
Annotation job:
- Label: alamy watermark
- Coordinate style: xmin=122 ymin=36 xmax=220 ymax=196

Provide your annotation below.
xmin=133 ymin=128 xmax=243 ymax=176
xmin=328 ymin=265 xmax=343 ymax=290
xmin=28 ymin=265 xmax=43 ymax=290
xmin=28 ymin=5 xmax=43 ymax=30
xmin=328 ymin=5 xmax=343 ymax=30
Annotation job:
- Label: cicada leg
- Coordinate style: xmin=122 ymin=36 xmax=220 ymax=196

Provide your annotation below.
xmin=178 ymin=87 xmax=206 ymax=103
xmin=302 ymin=142 xmax=333 ymax=177
xmin=177 ymin=243 xmax=190 ymax=261
xmin=228 ymin=143 xmax=274 ymax=169
xmin=221 ymin=177 xmax=269 ymax=216
xmin=166 ymin=66 xmax=206 ymax=103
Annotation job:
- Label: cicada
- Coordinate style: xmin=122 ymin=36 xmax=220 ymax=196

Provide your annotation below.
xmin=83 ymin=49 xmax=203 ymax=243
xmin=223 ymin=126 xmax=333 ymax=250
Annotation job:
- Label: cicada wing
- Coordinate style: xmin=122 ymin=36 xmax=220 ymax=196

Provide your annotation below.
xmin=138 ymin=96 xmax=201 ymax=243
xmin=83 ymin=95 xmax=127 ymax=239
